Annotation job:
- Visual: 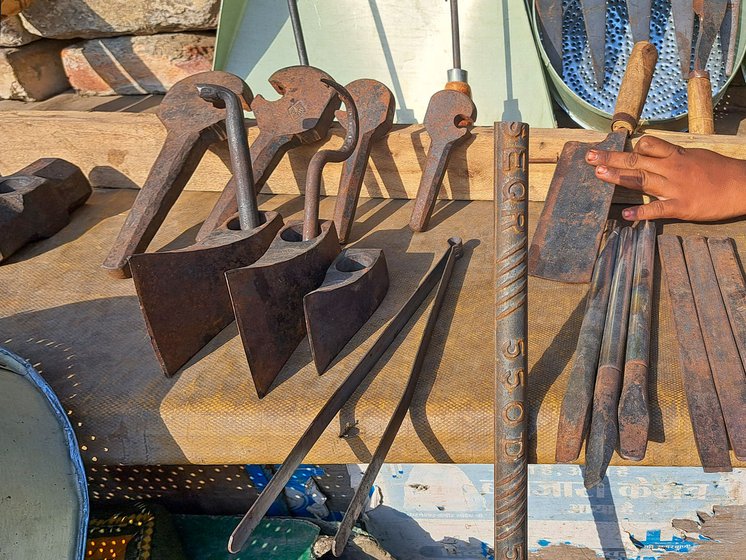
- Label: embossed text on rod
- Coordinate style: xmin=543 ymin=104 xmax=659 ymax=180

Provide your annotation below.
xmin=493 ymin=121 xmax=529 ymax=560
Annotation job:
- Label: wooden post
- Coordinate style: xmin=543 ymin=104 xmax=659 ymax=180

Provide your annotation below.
xmin=494 ymin=121 xmax=529 ymax=559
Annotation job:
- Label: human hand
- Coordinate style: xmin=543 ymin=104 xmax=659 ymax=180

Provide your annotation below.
xmin=585 ymin=136 xmax=746 ymax=222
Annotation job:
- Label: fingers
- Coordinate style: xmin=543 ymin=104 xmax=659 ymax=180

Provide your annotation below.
xmin=586 ymin=148 xmax=662 ymax=173
xmin=633 ymin=136 xmax=683 ymax=158
xmin=622 ymin=199 xmax=682 ymax=221
xmin=594 ymin=164 xmax=666 ymax=197
xmin=586 ymin=136 xmax=685 ymax=170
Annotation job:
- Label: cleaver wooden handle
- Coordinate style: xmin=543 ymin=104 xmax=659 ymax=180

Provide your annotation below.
xmin=687 ymin=70 xmax=715 ymax=134
xmin=611 ymin=41 xmax=659 ymax=134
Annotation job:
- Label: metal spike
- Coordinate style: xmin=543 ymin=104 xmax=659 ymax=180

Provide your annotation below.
xmin=579 ymin=0 xmax=607 ymax=86
xmin=672 ymin=0 xmax=695 ymax=78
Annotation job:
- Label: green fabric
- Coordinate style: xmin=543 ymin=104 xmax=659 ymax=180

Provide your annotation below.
xmin=174 ymin=516 xmax=319 ymax=560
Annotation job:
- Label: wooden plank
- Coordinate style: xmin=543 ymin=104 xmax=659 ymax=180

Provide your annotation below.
xmin=2 ymin=110 xmax=746 ymax=201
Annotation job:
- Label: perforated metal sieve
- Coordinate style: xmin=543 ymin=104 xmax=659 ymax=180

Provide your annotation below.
xmin=533 ymin=0 xmax=743 ymax=130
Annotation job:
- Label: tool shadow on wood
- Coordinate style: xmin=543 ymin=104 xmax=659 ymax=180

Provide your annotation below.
xmin=335 ymin=228 xmax=448 ymax=461
xmin=0 ymin=295 xmax=191 ymax=465
xmin=408 ymin=238 xmax=479 ymax=464
xmin=88 ymin=165 xmax=141 ymax=190
xmin=150 ymin=222 xmax=206 ymax=253
xmin=528 ymin=292 xmax=587 ymax=462
xmin=646 ymin=236 xmax=665 ymax=445
xmin=345 ymin=198 xmax=407 ymax=242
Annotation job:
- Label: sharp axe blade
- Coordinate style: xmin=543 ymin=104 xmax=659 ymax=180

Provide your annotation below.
xmin=226 ymin=220 xmax=340 ymax=398
xmin=130 ymin=211 xmax=283 ymax=376
xmin=304 ymin=248 xmax=389 ymax=374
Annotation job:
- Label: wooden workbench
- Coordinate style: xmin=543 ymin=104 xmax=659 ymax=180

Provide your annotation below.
xmin=0 ymin=188 xmax=744 ymax=469
xmin=2 ymin=92 xmax=746 ymax=469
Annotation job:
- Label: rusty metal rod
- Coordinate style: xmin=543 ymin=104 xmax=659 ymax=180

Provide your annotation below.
xmin=555 ymin=222 xmax=620 ymax=463
xmin=584 ymin=226 xmax=636 ymax=489
xmin=494 ymin=121 xmax=529 ymax=560
xmin=302 ymin=79 xmax=358 ymax=241
xmin=196 ymin=83 xmax=260 ymax=230
xmin=331 ymin=238 xmax=462 ymax=556
xmin=449 ymin=0 xmax=462 ymax=71
xmin=287 ymin=0 xmax=309 ymax=66
xmin=618 ymin=220 xmax=657 ymax=461
xmin=708 ymin=237 xmax=746 ymax=369
xmin=228 ymin=237 xmax=464 ymax=553
xmin=658 ymin=235 xmax=732 ymax=472
xmin=683 ymin=235 xmax=746 ymax=460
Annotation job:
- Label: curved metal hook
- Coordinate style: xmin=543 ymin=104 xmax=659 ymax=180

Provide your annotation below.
xmin=320 ymin=78 xmax=359 ymax=159
xmin=303 ymin=79 xmax=359 ymax=241
xmin=196 ymin=83 xmax=260 ymax=230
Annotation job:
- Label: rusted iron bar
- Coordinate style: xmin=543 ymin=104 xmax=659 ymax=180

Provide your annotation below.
xmin=303 ymin=79 xmax=358 ymax=240
xmin=708 ymin=237 xmax=746 ymax=368
xmin=228 ymin=238 xmax=464 ymax=553
xmin=196 ymin=83 xmax=260 ymax=229
xmin=618 ymin=220 xmax=657 ymax=461
xmin=494 ymin=121 xmax=529 ymax=560
xmin=584 ymin=226 xmax=636 ymax=489
xmin=682 ymin=235 xmax=746 ymax=460
xmin=287 ymin=0 xmax=309 ymax=66
xmin=555 ymin=222 xmax=620 ymax=463
xmin=333 ymin=79 xmax=395 ymax=244
xmin=331 ymin=238 xmax=462 ymax=557
xmin=658 ymin=235 xmax=732 ymax=471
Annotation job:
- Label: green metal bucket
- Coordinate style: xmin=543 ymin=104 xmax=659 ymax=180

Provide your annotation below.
xmin=531 ymin=1 xmax=746 ymax=131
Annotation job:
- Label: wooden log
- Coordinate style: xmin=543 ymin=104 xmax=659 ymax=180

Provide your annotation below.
xmin=2 ymin=110 xmax=746 ymax=202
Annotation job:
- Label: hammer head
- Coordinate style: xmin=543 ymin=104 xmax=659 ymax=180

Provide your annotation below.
xmin=250 ymin=65 xmax=341 ymax=143
xmin=336 ymin=79 xmax=395 ymax=141
xmin=0 ymin=158 xmax=91 ymax=262
xmin=156 ymin=71 xmax=253 ymax=132
xmin=423 ymin=89 xmax=477 ymax=143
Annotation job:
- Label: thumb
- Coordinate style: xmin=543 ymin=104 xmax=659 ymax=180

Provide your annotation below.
xmin=622 ymin=199 xmax=682 ymax=221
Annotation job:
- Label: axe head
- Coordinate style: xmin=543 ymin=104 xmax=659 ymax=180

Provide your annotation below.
xmin=130 ymin=211 xmax=283 ymax=376
xmin=304 ymin=248 xmax=389 ymax=374
xmin=226 ymin=220 xmax=340 ymax=398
